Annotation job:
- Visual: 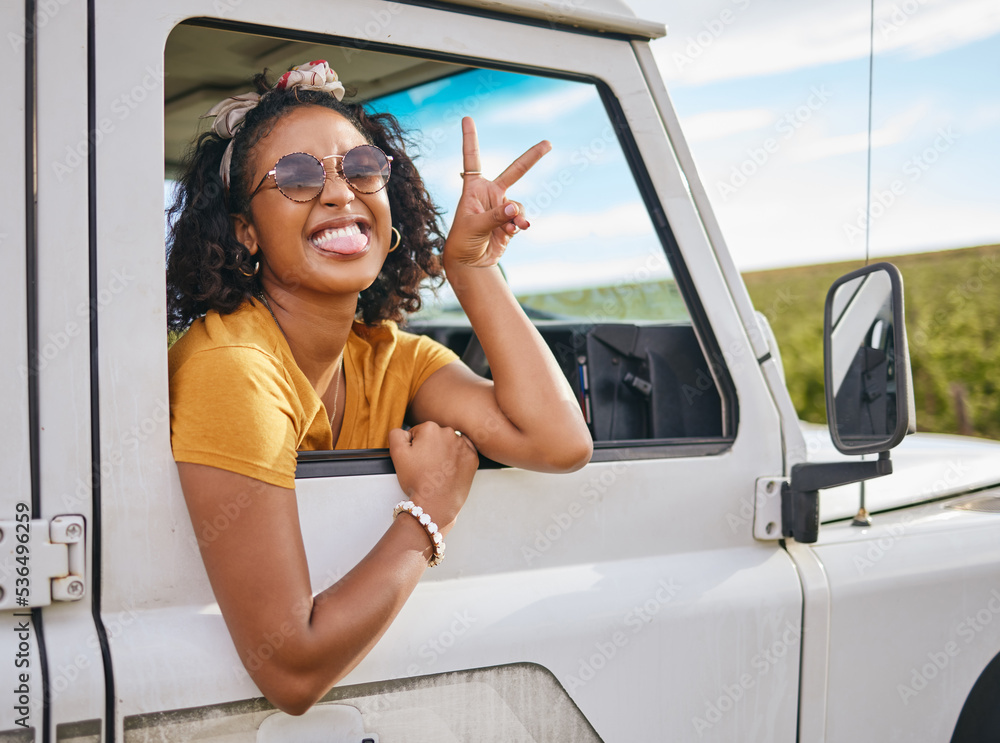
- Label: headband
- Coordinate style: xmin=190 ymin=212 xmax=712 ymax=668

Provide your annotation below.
xmin=202 ymin=60 xmax=347 ymax=188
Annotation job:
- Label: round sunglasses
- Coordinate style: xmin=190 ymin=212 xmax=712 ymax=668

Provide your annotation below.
xmin=249 ymin=145 xmax=393 ymax=202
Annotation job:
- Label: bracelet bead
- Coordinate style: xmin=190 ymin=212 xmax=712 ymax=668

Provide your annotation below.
xmin=393 ymin=500 xmax=446 ymax=567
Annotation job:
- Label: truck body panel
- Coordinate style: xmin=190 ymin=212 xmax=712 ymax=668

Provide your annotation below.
xmin=3 ymin=0 xmax=998 ymax=741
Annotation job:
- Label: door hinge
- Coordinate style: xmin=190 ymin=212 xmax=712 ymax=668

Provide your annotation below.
xmin=0 ymin=515 xmax=86 ymax=610
xmin=753 ymin=477 xmax=787 ymax=540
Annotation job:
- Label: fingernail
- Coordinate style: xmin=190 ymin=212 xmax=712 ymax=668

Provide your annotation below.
xmin=524 ymin=221 xmax=531 ymax=229
xmin=504 ymin=203 xmax=517 ymax=217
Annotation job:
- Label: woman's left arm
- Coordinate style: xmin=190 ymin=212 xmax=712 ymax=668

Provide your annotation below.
xmin=409 ymin=117 xmax=592 ymax=472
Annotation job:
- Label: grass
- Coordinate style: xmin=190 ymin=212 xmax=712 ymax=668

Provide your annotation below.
xmin=743 ymin=244 xmax=1000 ymax=439
xmin=515 ymin=243 xmax=1000 ymax=440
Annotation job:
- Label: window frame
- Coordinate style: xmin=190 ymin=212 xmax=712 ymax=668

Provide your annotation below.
xmin=167 ymin=18 xmax=740 ymax=477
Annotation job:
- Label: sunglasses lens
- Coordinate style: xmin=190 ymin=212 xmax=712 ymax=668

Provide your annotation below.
xmin=342 ymin=145 xmax=391 ymax=194
xmin=274 ymin=153 xmax=326 ymax=201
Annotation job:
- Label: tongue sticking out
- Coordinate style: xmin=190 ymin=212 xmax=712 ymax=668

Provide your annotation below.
xmin=310 ymin=225 xmax=369 ymax=255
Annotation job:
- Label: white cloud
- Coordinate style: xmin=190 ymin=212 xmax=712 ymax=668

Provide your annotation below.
xmin=881 ymin=0 xmax=1000 ymax=58
xmin=794 ymin=129 xmax=896 ymax=162
xmin=641 ymin=0 xmax=871 ymax=85
xmin=628 ymin=0 xmax=1000 ymax=85
xmin=505 ymin=251 xmax=673 ymax=294
xmin=415 ymin=147 xmax=514 ymax=194
xmin=966 ymin=103 xmax=1000 ymax=133
xmin=697 ymin=145 xmax=1000 ymax=270
xmin=406 ymin=78 xmax=449 ymax=106
xmin=519 ymin=202 xmax=653 ymax=244
xmin=681 ymin=108 xmax=773 ymax=142
xmin=481 ymin=85 xmax=595 ymax=125
xmin=865 ymin=200 xmax=1000 ymax=257
xmin=794 ymin=101 xmax=931 ymax=161
xmin=612 ymin=0 xmax=1000 ymax=270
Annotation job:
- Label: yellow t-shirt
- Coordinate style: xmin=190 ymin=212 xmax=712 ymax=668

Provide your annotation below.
xmin=168 ymin=298 xmax=458 ymax=489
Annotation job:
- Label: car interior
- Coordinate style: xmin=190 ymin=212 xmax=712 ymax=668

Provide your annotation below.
xmin=164 ymin=21 xmax=728 ymax=449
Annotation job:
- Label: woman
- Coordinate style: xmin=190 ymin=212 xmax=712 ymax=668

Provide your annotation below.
xmin=166 ymin=61 xmax=592 ymax=715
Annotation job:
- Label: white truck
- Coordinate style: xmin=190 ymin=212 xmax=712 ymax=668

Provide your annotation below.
xmin=3 ymin=0 xmax=1000 ymax=741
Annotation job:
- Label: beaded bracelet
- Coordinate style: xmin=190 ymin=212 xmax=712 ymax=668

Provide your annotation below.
xmin=393 ymin=500 xmax=445 ymax=567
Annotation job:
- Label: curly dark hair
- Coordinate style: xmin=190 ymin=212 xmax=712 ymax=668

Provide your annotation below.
xmin=166 ymin=70 xmax=446 ymax=331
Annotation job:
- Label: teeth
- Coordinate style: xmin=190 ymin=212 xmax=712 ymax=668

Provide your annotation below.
xmin=311 ymin=223 xmax=362 ymax=244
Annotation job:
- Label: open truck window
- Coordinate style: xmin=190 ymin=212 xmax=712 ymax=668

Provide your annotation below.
xmin=164 ymin=23 xmax=734 ymax=466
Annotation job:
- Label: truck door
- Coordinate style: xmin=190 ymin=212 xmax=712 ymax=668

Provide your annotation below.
xmin=0 ymin=5 xmax=44 ymax=739
xmin=1 ymin=2 xmax=110 ymax=742
xmin=95 ymin=0 xmax=803 ymax=740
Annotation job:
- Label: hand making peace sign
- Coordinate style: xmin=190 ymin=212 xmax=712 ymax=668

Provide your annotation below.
xmin=443 ymin=117 xmax=551 ymax=268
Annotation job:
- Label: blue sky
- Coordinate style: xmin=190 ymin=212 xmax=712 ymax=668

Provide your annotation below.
xmin=634 ymin=0 xmax=1000 ymax=269
xmin=378 ymin=71 xmax=670 ymax=295
xmin=379 ymin=0 xmax=1000 ymax=275
xmin=169 ymin=1 xmax=998 ymax=288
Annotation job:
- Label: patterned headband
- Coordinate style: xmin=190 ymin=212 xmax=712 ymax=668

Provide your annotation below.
xmin=201 ymin=60 xmax=347 ymax=188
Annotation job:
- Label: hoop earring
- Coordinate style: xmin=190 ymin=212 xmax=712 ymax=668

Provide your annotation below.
xmin=239 ymin=259 xmax=260 ymax=277
xmin=388 ymin=227 xmax=401 ymax=253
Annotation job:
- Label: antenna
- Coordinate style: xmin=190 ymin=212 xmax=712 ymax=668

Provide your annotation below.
xmin=853 ymin=0 xmax=877 ymax=529
xmin=863 ymin=0 xmax=875 ymax=269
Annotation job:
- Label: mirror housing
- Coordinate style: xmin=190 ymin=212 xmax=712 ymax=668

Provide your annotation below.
xmin=824 ymin=262 xmax=916 ymax=455
xmin=779 ymin=262 xmax=916 ymax=544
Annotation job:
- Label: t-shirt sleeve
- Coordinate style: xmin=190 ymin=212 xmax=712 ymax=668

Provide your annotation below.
xmin=169 ymin=345 xmax=300 ymax=489
xmin=406 ymin=332 xmax=461 ymax=401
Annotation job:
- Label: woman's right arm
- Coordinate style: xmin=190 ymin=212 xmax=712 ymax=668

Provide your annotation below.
xmin=177 ymin=421 xmax=478 ymax=715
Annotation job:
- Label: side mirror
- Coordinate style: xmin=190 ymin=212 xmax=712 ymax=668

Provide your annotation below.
xmin=779 ymin=262 xmax=916 ymax=544
xmin=824 ymin=262 xmax=916 ymax=455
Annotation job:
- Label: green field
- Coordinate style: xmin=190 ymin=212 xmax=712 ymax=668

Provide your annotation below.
xmin=742 ymin=244 xmax=1000 ymax=440
xmin=518 ymin=277 xmax=690 ymax=324
xmin=517 ymin=243 xmax=999 ymax=440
